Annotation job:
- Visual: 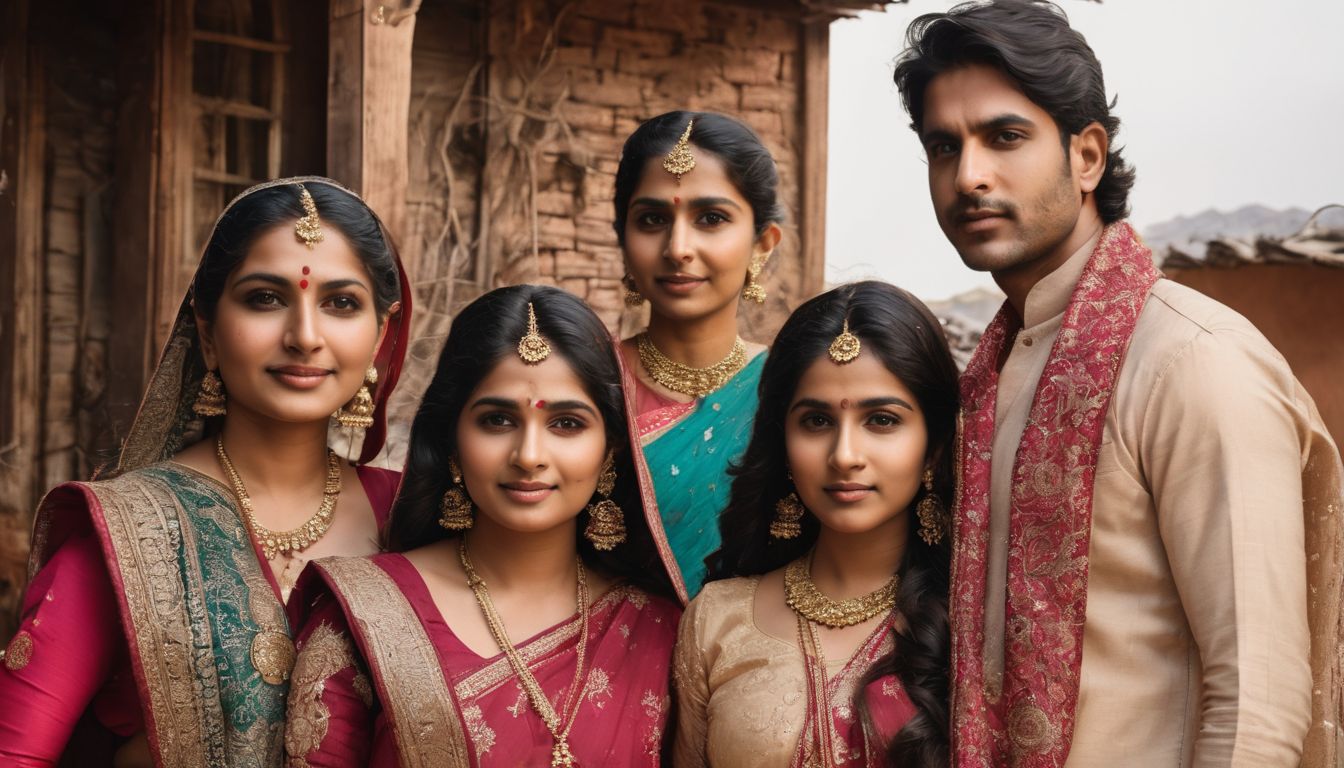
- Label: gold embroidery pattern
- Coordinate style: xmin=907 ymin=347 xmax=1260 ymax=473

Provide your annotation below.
xmin=86 ymin=473 xmax=218 ymax=768
xmin=455 ymin=586 xmax=629 ymax=699
xmin=4 ymin=630 xmax=33 ymax=671
xmin=461 ymin=704 xmax=497 ymax=755
xmin=315 ymin=557 xmax=470 ymax=768
xmin=286 ymin=622 xmax=363 ymax=761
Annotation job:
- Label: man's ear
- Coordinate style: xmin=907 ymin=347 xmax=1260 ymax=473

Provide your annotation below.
xmin=1073 ymin=121 xmax=1108 ymax=195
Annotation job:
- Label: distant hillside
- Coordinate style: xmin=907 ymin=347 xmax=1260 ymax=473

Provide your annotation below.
xmin=1143 ymin=205 xmax=1313 ymax=252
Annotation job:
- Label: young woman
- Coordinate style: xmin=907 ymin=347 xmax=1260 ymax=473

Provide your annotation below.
xmin=614 ymin=110 xmax=785 ymax=600
xmin=673 ymin=281 xmax=958 ymax=767
xmin=0 ymin=177 xmax=411 ymax=767
xmin=284 ymin=285 xmax=681 ymax=767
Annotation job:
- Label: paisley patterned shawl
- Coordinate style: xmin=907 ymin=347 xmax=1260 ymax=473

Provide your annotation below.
xmin=619 ymin=350 xmax=766 ymax=603
xmin=950 ymin=222 xmax=1159 ymax=766
xmin=30 ymin=464 xmax=291 ymax=767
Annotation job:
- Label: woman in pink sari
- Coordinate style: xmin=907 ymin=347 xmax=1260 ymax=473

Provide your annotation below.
xmin=673 ymin=282 xmax=958 ymax=767
xmin=285 ymin=285 xmax=681 ymax=767
xmin=0 ymin=177 xmax=411 ymax=767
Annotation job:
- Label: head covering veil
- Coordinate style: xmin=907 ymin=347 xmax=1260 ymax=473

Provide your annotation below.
xmin=104 ymin=175 xmax=412 ymax=478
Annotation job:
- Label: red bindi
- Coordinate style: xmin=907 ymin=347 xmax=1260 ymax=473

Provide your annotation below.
xmin=534 ymin=399 xmax=547 ymax=409
xmin=299 ymin=279 xmax=309 ymax=290
xmin=302 ymin=265 xmax=311 ymax=275
xmin=673 ymin=196 xmax=680 ymax=205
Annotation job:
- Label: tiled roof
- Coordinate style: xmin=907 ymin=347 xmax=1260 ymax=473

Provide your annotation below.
xmin=1160 ymin=205 xmax=1344 ymax=271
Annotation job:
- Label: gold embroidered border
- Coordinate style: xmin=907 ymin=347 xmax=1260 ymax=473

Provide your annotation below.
xmin=453 ymin=586 xmax=629 ymax=700
xmin=315 ymin=557 xmax=470 ymax=768
xmin=86 ymin=473 xmax=219 ymax=768
xmin=287 ymin=622 xmax=366 ymax=760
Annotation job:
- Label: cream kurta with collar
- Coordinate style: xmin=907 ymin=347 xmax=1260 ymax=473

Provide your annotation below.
xmin=982 ymin=228 xmax=1332 ymax=766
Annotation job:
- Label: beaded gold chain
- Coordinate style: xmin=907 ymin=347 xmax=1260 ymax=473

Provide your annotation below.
xmin=459 ymin=538 xmax=591 ymax=767
xmin=635 ymin=332 xmax=747 ymax=398
xmin=216 ymin=437 xmax=342 ymax=560
xmin=783 ymin=554 xmax=899 ymax=629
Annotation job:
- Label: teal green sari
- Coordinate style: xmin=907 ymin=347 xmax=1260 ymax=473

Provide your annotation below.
xmin=636 ymin=353 xmax=765 ymax=599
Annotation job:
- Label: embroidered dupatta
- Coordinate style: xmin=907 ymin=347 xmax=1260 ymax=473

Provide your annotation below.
xmin=19 ymin=176 xmax=412 ymax=767
xmin=951 ymin=223 xmax=1159 ymax=765
xmin=622 ymin=352 xmax=766 ymax=602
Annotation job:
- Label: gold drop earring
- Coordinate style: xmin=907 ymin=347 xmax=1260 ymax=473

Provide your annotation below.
xmin=770 ymin=471 xmax=805 ymax=539
xmin=194 ymin=369 xmax=228 ymax=417
xmin=584 ymin=451 xmax=627 ymax=549
xmin=916 ymin=467 xmax=948 ymax=545
xmin=334 ymin=365 xmax=377 ymax=429
xmin=623 ymin=275 xmax=645 ymax=307
xmin=742 ymin=254 xmax=768 ymax=304
xmin=438 ymin=457 xmax=475 ymax=531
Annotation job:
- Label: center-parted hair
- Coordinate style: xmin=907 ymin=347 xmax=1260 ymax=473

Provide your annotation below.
xmin=706 ymin=281 xmax=958 ymax=767
xmin=612 ymin=110 xmax=786 ymax=247
xmin=385 ymin=285 xmax=674 ymax=599
xmin=892 ymin=0 xmax=1135 ymax=223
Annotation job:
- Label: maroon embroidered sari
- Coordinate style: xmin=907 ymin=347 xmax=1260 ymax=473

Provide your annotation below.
xmin=285 ymin=553 xmax=680 ymax=767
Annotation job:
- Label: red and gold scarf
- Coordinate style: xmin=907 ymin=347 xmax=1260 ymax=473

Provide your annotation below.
xmin=951 ymin=222 xmax=1159 ymax=765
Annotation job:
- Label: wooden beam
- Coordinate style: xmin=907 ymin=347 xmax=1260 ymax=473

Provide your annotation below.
xmin=800 ymin=20 xmax=829 ymax=298
xmin=193 ymin=95 xmax=278 ymax=121
xmin=192 ymin=167 xmax=262 ymax=186
xmin=327 ymin=0 xmax=416 ymax=244
xmin=0 ymin=0 xmax=45 ymax=636
xmin=191 ymin=29 xmax=292 ymax=53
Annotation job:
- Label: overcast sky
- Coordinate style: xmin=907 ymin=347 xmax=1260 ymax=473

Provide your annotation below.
xmin=825 ymin=0 xmax=1344 ymax=302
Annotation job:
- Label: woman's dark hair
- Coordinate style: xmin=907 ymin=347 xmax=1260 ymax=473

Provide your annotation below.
xmin=706 ymin=281 xmax=958 ymax=767
xmin=892 ymin=0 xmax=1135 ymax=223
xmin=191 ymin=179 xmax=402 ymax=320
xmin=612 ymin=110 xmax=785 ymax=246
xmin=386 ymin=285 xmax=675 ymax=599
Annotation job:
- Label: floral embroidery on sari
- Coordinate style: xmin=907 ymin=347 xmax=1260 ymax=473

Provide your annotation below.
xmin=285 ymin=622 xmax=367 ymax=765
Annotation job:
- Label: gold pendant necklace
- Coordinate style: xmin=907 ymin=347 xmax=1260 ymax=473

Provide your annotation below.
xmin=784 ymin=554 xmax=899 ymax=628
xmin=216 ymin=436 xmax=342 ymax=560
xmin=459 ymin=538 xmax=590 ymax=767
xmin=636 ymin=332 xmax=747 ymax=398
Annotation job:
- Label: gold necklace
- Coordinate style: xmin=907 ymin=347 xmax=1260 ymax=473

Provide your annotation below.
xmin=636 ymin=332 xmax=747 ymax=398
xmin=784 ymin=554 xmax=899 ymax=629
xmin=459 ymin=538 xmax=590 ymax=767
xmin=216 ymin=436 xmax=342 ymax=560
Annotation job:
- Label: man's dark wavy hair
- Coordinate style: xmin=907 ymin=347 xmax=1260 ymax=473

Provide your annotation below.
xmin=892 ymin=0 xmax=1135 ymax=223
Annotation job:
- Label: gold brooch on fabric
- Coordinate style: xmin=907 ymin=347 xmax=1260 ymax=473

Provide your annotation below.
xmin=828 ymin=318 xmax=861 ymax=364
xmin=662 ymin=119 xmax=696 ymax=182
xmin=518 ymin=302 xmax=551 ymax=364
xmin=294 ymin=184 xmax=324 ymax=249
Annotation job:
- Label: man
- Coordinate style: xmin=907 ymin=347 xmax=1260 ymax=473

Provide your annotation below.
xmin=892 ymin=2 xmax=1344 ymax=766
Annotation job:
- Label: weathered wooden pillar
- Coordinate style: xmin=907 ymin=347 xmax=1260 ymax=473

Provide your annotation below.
xmin=327 ymin=0 xmax=418 ymax=247
xmin=799 ymin=20 xmax=829 ymax=299
xmin=0 ymin=0 xmax=45 ymax=637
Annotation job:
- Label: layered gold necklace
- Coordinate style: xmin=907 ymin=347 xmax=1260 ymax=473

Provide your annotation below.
xmin=459 ymin=538 xmax=591 ymax=767
xmin=636 ymin=332 xmax=748 ymax=398
xmin=783 ymin=554 xmax=899 ymax=628
xmin=216 ymin=436 xmax=342 ymax=561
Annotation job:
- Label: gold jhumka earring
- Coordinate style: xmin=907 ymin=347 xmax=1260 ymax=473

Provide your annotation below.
xmin=770 ymin=472 xmax=805 ymax=540
xmin=662 ymin=119 xmax=697 ymax=182
xmin=518 ymin=302 xmax=551 ymax=364
xmin=438 ymin=457 xmax=475 ymax=531
xmin=584 ymin=451 xmax=627 ymax=550
xmin=622 ymin=276 xmax=644 ymax=307
xmin=916 ymin=467 xmax=949 ymax=546
xmin=828 ymin=318 xmax=862 ymax=364
xmin=294 ymin=184 xmax=324 ymax=249
xmin=194 ymin=370 xmax=228 ymax=417
xmin=742 ymin=254 xmax=768 ymax=304
xmin=334 ymin=365 xmax=378 ymax=429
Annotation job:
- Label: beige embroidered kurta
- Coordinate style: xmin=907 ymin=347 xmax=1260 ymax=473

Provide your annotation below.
xmin=983 ymin=234 xmax=1342 ymax=766
xmin=672 ymin=577 xmax=856 ymax=768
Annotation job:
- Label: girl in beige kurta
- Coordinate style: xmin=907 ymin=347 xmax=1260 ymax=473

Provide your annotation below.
xmin=673 ymin=282 xmax=959 ymax=768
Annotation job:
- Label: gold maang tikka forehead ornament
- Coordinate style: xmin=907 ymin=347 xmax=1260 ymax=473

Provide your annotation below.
xmin=828 ymin=318 xmax=861 ymax=364
xmin=662 ymin=119 xmax=696 ymax=182
xmin=294 ymin=184 xmax=324 ymax=249
xmin=518 ymin=302 xmax=551 ymax=364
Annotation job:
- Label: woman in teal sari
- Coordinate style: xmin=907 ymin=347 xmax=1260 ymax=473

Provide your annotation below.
xmin=613 ymin=111 xmax=784 ymax=600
